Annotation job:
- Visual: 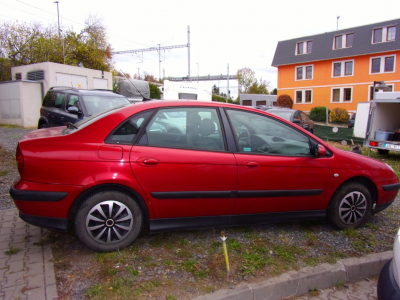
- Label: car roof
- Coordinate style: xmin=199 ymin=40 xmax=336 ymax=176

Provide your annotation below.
xmin=48 ymin=87 xmax=125 ymax=97
xmin=267 ymin=108 xmax=296 ymax=113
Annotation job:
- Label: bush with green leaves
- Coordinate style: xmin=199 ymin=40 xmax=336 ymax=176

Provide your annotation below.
xmin=276 ymin=94 xmax=293 ymax=108
xmin=329 ymin=107 xmax=349 ymax=124
xmin=149 ymin=83 xmax=161 ymax=99
xmin=310 ymin=106 xmax=330 ymax=122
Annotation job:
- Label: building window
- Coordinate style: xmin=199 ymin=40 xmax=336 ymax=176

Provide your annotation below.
xmin=306 ymin=66 xmax=312 ymax=79
xmin=370 ymin=55 xmax=396 ymax=73
xmin=295 ymin=90 xmax=313 ymax=104
xmin=385 ymin=56 xmax=394 ymax=72
xmin=333 ymin=63 xmax=341 ymax=76
xmin=372 ymin=25 xmax=396 ymax=43
xmin=369 ymin=84 xmax=394 ymax=100
xmin=374 ymin=28 xmax=383 ymax=43
xmin=295 ymin=65 xmax=313 ymax=81
xmin=297 ymin=42 xmax=304 ymax=54
xmin=15 ymin=73 xmax=22 ymax=80
xmin=345 ymin=61 xmax=353 ymax=75
xmin=296 ymin=91 xmax=302 ymax=103
xmin=331 ymin=87 xmax=353 ymax=103
xmin=306 ymin=41 xmax=312 ymax=53
xmin=332 ymin=60 xmax=354 ymax=77
xmin=343 ymin=88 xmax=352 ymax=102
xmin=335 ymin=36 xmax=342 ymax=49
xmin=346 ymin=33 xmax=354 ymax=47
xmin=387 ymin=26 xmax=396 ymax=41
xmin=296 ymin=40 xmax=312 ymax=55
xmin=296 ymin=67 xmax=303 ymax=80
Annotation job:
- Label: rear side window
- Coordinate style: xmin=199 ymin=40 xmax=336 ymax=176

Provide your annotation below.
xmin=42 ymin=92 xmax=53 ymax=107
xmin=54 ymin=93 xmax=64 ymax=108
xmin=106 ymin=110 xmax=153 ymax=145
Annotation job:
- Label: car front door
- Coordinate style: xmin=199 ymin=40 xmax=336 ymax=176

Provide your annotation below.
xmin=130 ymin=107 xmax=237 ymax=219
xmin=225 ymin=109 xmax=330 ymax=217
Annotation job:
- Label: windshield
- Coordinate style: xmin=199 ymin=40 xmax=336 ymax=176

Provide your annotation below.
xmin=82 ymin=95 xmax=130 ymax=116
xmin=268 ymin=110 xmax=293 ymax=121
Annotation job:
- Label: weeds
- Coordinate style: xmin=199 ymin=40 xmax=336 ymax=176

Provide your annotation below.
xmin=4 ymin=247 xmax=20 ymax=255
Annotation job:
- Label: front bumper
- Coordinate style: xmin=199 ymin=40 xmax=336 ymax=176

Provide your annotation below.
xmin=378 ymin=259 xmax=400 ymax=300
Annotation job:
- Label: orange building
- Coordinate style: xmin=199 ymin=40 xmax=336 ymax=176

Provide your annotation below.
xmin=272 ymin=19 xmax=399 ymax=115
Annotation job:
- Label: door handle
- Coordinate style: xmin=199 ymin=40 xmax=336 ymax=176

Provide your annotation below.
xmin=246 ymin=161 xmax=259 ymax=168
xmin=143 ymin=158 xmax=159 ymax=165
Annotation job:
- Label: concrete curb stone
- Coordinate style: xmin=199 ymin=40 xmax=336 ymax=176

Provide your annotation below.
xmin=193 ymin=251 xmax=392 ymax=300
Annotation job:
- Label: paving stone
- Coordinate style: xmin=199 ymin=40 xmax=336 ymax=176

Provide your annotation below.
xmin=1 ymin=216 xmax=16 ymax=223
xmin=1 ymin=284 xmax=28 ymax=300
xmin=24 ymin=285 xmax=46 ymax=300
xmin=45 ymin=283 xmax=59 ymax=300
xmin=2 ymin=270 xmax=27 ymax=288
xmin=0 ymin=227 xmax=13 ymax=236
xmin=6 ymin=259 xmax=26 ymax=273
xmin=12 ymin=228 xmax=29 ymax=237
xmin=25 ymin=245 xmax=43 ymax=255
xmin=0 ymin=234 xmax=13 ymax=243
xmin=0 ymin=257 xmax=9 ymax=268
xmin=7 ymin=249 xmax=28 ymax=262
xmin=0 ymin=222 xmax=14 ymax=229
xmin=14 ymin=222 xmax=29 ymax=230
xmin=25 ymin=273 xmax=45 ymax=291
xmin=26 ymin=261 xmax=44 ymax=276
xmin=25 ymin=251 xmax=43 ymax=265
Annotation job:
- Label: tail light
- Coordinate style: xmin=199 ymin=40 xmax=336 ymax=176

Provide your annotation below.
xmin=16 ymin=145 xmax=24 ymax=176
xmin=369 ymin=141 xmax=379 ymax=147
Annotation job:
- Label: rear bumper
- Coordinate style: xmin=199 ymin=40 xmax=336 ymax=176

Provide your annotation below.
xmin=377 ymin=259 xmax=400 ymax=300
xmin=9 ymin=185 xmax=67 ymax=202
xmin=19 ymin=212 xmax=67 ymax=232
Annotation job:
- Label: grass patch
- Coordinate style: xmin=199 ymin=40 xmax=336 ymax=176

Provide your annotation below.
xmin=0 ymin=170 xmax=9 ymax=176
xmin=4 ymin=247 xmax=20 ymax=255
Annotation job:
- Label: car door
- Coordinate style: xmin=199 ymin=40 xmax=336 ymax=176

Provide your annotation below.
xmin=130 ymin=107 xmax=237 ymax=219
xmin=300 ymin=111 xmax=312 ymax=132
xmin=61 ymin=94 xmax=82 ymax=125
xmin=48 ymin=92 xmax=66 ymax=127
xmin=225 ymin=109 xmax=330 ymax=216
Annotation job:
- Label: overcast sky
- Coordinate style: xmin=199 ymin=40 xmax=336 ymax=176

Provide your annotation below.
xmin=1 ymin=0 xmax=400 ymax=97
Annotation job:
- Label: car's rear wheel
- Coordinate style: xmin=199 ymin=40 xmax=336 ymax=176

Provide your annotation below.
xmin=39 ymin=123 xmax=47 ymax=129
xmin=377 ymin=149 xmax=389 ymax=155
xmin=327 ymin=182 xmax=372 ymax=229
xmin=75 ymin=190 xmax=142 ymax=252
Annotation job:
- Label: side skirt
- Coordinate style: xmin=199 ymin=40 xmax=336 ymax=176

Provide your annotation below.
xmin=150 ymin=210 xmax=326 ymax=233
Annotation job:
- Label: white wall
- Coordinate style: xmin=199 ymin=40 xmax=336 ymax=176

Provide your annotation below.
xmin=0 ymin=81 xmax=42 ymax=128
xmin=11 ymin=62 xmax=112 ymax=94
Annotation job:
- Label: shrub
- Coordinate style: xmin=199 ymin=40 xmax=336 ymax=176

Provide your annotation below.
xmin=310 ymin=106 xmax=330 ymax=122
xmin=276 ymin=94 xmax=293 ymax=108
xmin=329 ymin=108 xmax=349 ymax=124
xmin=149 ymin=83 xmax=161 ymax=99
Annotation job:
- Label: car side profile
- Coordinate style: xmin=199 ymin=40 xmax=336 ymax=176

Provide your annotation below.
xmin=259 ymin=107 xmax=315 ymax=133
xmin=10 ymin=101 xmax=400 ymax=252
xmin=38 ymin=87 xmax=130 ymax=128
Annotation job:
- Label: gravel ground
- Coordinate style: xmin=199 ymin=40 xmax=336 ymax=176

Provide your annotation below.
xmin=0 ymin=126 xmax=34 ymax=210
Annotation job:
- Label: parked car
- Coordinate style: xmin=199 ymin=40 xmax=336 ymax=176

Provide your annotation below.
xmin=348 ymin=113 xmax=356 ymax=128
xmin=38 ymin=87 xmax=130 ymax=128
xmin=377 ymin=228 xmax=400 ymax=299
xmin=10 ymin=101 xmax=400 ymax=252
xmin=260 ymin=107 xmax=315 ymax=133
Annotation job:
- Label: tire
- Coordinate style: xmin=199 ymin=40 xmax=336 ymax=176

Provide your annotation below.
xmin=39 ymin=123 xmax=47 ymax=129
xmin=377 ymin=149 xmax=389 ymax=155
xmin=327 ymin=183 xmax=372 ymax=229
xmin=75 ymin=190 xmax=142 ymax=252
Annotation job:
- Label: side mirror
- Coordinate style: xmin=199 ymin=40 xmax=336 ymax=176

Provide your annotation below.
xmin=68 ymin=106 xmax=80 ymax=115
xmin=315 ymin=144 xmax=327 ymax=157
xmin=292 ymin=119 xmax=301 ymax=124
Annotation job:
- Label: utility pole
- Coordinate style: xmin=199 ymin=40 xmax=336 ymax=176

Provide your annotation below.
xmin=137 ymin=67 xmax=141 ymax=79
xmin=227 ymin=64 xmax=229 ymax=103
xmin=197 ymin=63 xmax=199 ymax=83
xmin=337 ymin=16 xmax=340 ymax=30
xmin=187 ymin=26 xmax=191 ymax=81
xmin=158 ymin=44 xmax=161 ymax=82
xmin=54 ymin=1 xmax=65 ymax=64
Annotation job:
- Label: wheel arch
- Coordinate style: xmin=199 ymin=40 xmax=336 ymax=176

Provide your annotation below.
xmin=67 ymin=183 xmax=150 ymax=232
xmin=38 ymin=117 xmax=49 ymax=128
xmin=330 ymin=176 xmax=377 ymax=208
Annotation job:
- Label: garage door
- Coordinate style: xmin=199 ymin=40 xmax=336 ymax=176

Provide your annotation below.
xmin=242 ymin=100 xmax=252 ymax=106
xmin=56 ymin=73 xmax=88 ymax=89
xmin=93 ymin=78 xmax=108 ymax=89
xmin=256 ymin=100 xmax=266 ymax=106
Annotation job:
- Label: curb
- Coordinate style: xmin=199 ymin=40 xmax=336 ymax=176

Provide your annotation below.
xmin=193 ymin=251 xmax=393 ymax=300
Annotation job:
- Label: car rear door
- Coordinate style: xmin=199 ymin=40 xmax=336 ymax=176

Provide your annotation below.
xmin=225 ymin=109 xmax=330 ymax=217
xmin=130 ymin=106 xmax=237 ymax=219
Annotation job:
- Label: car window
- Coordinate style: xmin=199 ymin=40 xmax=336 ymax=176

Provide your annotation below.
xmin=226 ymin=109 xmax=311 ymax=156
xmin=106 ymin=110 xmax=153 ymax=145
xmin=268 ymin=110 xmax=292 ymax=121
xmin=66 ymin=94 xmax=80 ymax=111
xmin=42 ymin=92 xmax=53 ymax=107
xmin=141 ymin=107 xmax=225 ymax=151
xmin=300 ymin=112 xmax=308 ymax=122
xmin=54 ymin=93 xmax=64 ymax=109
xmin=82 ymin=95 xmax=130 ymax=116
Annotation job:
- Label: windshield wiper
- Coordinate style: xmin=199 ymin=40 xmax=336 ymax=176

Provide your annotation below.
xmin=66 ymin=122 xmax=78 ymax=129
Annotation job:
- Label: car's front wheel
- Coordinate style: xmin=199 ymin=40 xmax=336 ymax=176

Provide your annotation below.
xmin=327 ymin=182 xmax=372 ymax=229
xmin=75 ymin=190 xmax=142 ymax=252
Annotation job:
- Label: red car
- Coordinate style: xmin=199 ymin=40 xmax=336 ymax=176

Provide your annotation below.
xmin=10 ymin=101 xmax=400 ymax=252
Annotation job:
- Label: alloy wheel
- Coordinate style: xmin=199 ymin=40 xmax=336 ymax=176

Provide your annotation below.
xmin=338 ymin=191 xmax=367 ymax=225
xmin=86 ymin=200 xmax=133 ymax=244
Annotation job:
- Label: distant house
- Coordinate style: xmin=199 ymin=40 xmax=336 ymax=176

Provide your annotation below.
xmin=272 ymin=19 xmax=399 ymax=115
xmin=240 ymin=94 xmax=277 ymax=107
